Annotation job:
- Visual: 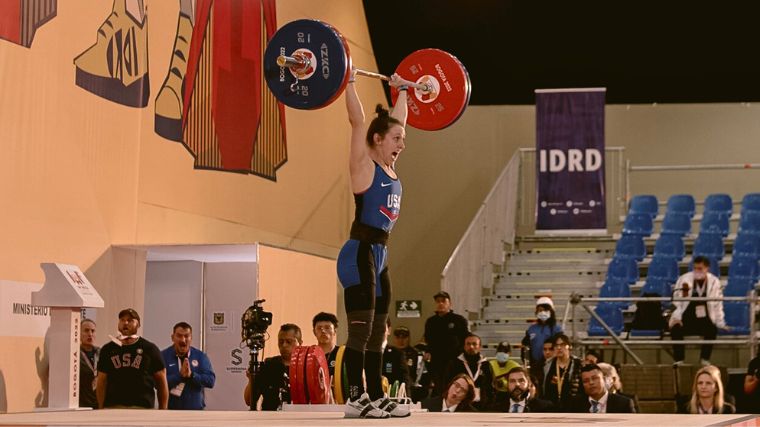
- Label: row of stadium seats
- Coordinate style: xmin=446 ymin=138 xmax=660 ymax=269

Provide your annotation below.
xmin=589 ymin=193 xmax=760 ymax=338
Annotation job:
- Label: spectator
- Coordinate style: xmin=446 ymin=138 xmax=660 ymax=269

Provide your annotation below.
xmin=492 ymin=366 xmax=554 ymax=413
xmin=522 ymin=297 xmax=562 ymax=387
xmin=161 ymin=322 xmax=215 ymax=410
xmin=542 ymin=333 xmax=583 ymax=411
xmin=391 ymin=325 xmax=425 ymax=401
xmin=596 ymin=363 xmax=622 ymax=395
xmin=244 ymin=323 xmax=302 ymax=410
xmin=683 ymin=365 xmax=735 ymax=414
xmin=571 ymin=364 xmax=635 ymax=413
xmin=382 ymin=319 xmax=411 ymax=395
xmin=412 ymin=341 xmax=433 ymax=401
xmin=583 ymin=349 xmax=601 ymax=366
xmin=96 ymin=308 xmax=169 ymax=409
xmin=670 ymin=256 xmax=728 ymax=365
xmin=421 ymin=373 xmax=477 ymax=413
xmin=312 ymin=312 xmax=339 ymax=376
xmin=79 ymin=318 xmax=99 ymax=409
xmin=744 ymin=352 xmax=760 ymax=413
xmin=490 ymin=341 xmax=520 ymax=402
xmin=424 ymin=291 xmax=469 ymax=392
xmin=442 ymin=333 xmax=494 ymax=410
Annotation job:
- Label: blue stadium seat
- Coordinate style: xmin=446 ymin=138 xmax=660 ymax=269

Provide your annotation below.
xmin=724 ymin=277 xmax=755 ymax=297
xmin=607 ymin=257 xmax=639 ymax=285
xmin=704 ymin=193 xmax=733 ymax=216
xmin=641 ymin=276 xmax=672 ymax=298
xmin=588 ymin=302 xmax=624 ymax=336
xmin=738 ymin=211 xmax=760 ymax=237
xmin=629 ymin=195 xmax=658 ymax=218
xmin=722 ymin=302 xmax=750 ymax=335
xmin=742 ymin=193 xmax=760 ymax=213
xmin=667 ymin=194 xmax=696 ymax=218
xmin=647 ymin=256 xmax=679 ymax=284
xmin=599 ymin=278 xmax=632 ymax=309
xmin=615 ymin=235 xmax=646 ymax=261
xmin=729 ymin=256 xmax=760 ymax=281
xmin=622 ymin=213 xmax=653 ymax=236
xmin=699 ymin=211 xmax=730 ymax=237
xmin=733 ymin=234 xmax=760 ymax=259
xmin=653 ymin=234 xmax=685 ymax=260
xmin=693 ymin=234 xmax=725 ymax=260
xmin=661 ymin=212 xmax=692 ymax=236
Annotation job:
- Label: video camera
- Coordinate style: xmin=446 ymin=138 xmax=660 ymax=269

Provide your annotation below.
xmin=241 ymin=299 xmax=273 ymax=349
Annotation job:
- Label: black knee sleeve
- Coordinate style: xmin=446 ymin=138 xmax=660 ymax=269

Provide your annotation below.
xmin=346 ymin=310 xmax=374 ymax=352
xmin=366 ymin=313 xmax=388 ymax=353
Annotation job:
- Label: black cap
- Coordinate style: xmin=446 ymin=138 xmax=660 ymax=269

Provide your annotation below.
xmin=433 ymin=291 xmax=451 ymax=300
xmin=118 ymin=308 xmax=140 ymax=322
xmin=393 ymin=326 xmax=410 ymax=337
xmin=496 ymin=341 xmax=511 ymax=353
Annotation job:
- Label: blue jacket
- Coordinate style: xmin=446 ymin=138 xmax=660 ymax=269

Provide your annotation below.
xmin=524 ymin=323 xmax=562 ymax=363
xmin=161 ymin=346 xmax=216 ymax=410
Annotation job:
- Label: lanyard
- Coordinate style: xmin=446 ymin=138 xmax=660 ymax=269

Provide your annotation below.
xmin=463 ymin=358 xmax=482 ymax=382
xmin=81 ymin=349 xmax=98 ymax=373
xmin=556 ymin=360 xmax=568 ymax=396
xmin=695 ymin=281 xmax=706 ymax=297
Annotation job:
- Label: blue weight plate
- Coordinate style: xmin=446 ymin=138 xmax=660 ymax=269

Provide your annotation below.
xmin=264 ymin=19 xmax=350 ymax=110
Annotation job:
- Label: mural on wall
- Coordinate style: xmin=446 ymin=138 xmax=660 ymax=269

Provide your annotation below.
xmin=0 ymin=0 xmax=57 ymax=48
xmin=156 ymin=0 xmax=288 ymax=181
xmin=74 ymin=0 xmax=149 ymax=107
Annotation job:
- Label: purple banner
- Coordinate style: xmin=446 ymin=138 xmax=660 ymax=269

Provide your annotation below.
xmin=535 ymin=89 xmax=606 ymax=231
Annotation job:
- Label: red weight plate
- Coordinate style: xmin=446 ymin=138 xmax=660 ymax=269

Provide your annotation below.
xmin=305 ymin=345 xmax=330 ymax=404
xmin=391 ymin=49 xmax=470 ymax=130
xmin=289 ymin=346 xmax=306 ymax=404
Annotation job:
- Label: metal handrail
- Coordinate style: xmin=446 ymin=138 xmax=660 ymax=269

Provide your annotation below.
xmin=631 ymin=163 xmax=760 ymax=172
xmin=568 ymin=291 xmax=758 ymax=365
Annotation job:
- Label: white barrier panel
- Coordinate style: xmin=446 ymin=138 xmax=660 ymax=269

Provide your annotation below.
xmin=0 ymin=281 xmax=50 ymax=337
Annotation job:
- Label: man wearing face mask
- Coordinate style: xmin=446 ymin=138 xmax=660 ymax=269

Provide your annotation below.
xmin=669 ymin=256 xmax=728 ymax=366
xmin=490 ymin=341 xmax=520 ymax=403
xmin=493 ymin=367 xmax=554 ymax=413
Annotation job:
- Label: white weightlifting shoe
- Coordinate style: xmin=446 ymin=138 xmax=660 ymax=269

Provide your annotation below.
xmin=373 ymin=396 xmax=411 ymax=417
xmin=344 ymin=393 xmax=390 ymax=419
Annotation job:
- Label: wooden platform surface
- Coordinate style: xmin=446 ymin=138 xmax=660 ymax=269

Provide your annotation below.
xmin=1 ymin=409 xmax=759 ymax=427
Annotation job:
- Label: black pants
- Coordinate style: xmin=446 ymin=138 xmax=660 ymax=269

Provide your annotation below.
xmin=343 ymin=267 xmax=392 ymax=401
xmin=671 ymin=315 xmax=717 ymax=361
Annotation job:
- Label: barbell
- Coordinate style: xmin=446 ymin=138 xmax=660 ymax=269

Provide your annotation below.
xmin=263 ymin=19 xmax=471 ymax=131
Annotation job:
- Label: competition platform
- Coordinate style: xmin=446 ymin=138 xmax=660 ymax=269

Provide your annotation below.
xmin=1 ymin=410 xmax=760 ymax=427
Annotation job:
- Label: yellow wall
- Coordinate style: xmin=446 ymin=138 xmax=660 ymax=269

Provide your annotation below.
xmin=256 ymin=245 xmax=338 ymax=359
xmin=0 ymin=0 xmax=382 ymax=412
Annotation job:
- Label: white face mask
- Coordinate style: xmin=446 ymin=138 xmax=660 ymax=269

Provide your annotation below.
xmin=693 ymin=271 xmax=706 ymax=281
xmin=536 ymin=311 xmax=551 ymax=322
xmin=496 ymin=352 xmax=509 ymax=363
xmin=604 ymin=376 xmax=614 ymax=391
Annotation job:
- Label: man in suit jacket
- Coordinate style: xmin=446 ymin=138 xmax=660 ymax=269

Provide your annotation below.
xmin=491 ymin=366 xmax=554 ymax=413
xmin=572 ymin=364 xmax=635 ymax=413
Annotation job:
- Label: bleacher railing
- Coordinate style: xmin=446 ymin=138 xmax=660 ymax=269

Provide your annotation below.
xmin=568 ymin=292 xmax=758 ymax=365
xmin=441 ymin=151 xmax=520 ymax=316
xmin=441 ymin=147 xmax=627 ymax=316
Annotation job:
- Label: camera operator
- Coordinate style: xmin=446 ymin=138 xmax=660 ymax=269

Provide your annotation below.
xmin=243 ymin=323 xmax=302 ymax=410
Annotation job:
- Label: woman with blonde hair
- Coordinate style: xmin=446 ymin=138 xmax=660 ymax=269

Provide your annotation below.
xmin=686 ymin=365 xmax=735 ymax=414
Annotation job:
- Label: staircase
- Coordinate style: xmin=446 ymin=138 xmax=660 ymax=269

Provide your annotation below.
xmin=474 ymin=245 xmax=610 ymax=356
